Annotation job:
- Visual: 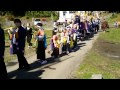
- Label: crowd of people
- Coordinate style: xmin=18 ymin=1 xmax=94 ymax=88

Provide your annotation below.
xmin=0 ymin=13 xmax=109 ymax=79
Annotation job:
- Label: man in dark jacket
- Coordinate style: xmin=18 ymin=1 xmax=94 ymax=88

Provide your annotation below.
xmin=25 ymin=23 xmax=33 ymax=48
xmin=12 ymin=19 xmax=30 ymax=70
xmin=0 ymin=24 xmax=8 ymax=79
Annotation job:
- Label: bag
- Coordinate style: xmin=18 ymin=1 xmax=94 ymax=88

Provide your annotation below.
xmin=10 ymin=44 xmax=17 ymax=54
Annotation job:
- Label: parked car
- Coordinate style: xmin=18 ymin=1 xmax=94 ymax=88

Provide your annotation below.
xmin=34 ymin=19 xmax=41 ymax=25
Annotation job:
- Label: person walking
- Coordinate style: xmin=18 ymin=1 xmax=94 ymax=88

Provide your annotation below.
xmin=101 ymin=19 xmax=109 ymax=32
xmin=35 ymin=23 xmax=47 ymax=65
xmin=26 ymin=23 xmax=33 ymax=48
xmin=0 ymin=24 xmax=8 ymax=79
xmin=10 ymin=19 xmax=30 ymax=70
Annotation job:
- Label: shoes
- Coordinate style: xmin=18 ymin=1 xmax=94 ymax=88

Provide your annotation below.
xmin=24 ymin=66 xmax=31 ymax=70
xmin=41 ymin=60 xmax=47 ymax=65
xmin=17 ymin=67 xmax=24 ymax=70
xmin=17 ymin=66 xmax=30 ymax=71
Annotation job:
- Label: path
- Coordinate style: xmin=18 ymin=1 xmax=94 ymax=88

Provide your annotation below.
xmin=7 ymin=32 xmax=100 ymax=79
xmin=7 ymin=13 xmax=111 ymax=79
xmin=40 ymin=33 xmax=100 ymax=79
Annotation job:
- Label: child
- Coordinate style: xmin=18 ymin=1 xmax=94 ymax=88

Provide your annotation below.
xmin=61 ymin=28 xmax=67 ymax=54
xmin=66 ymin=27 xmax=72 ymax=53
xmin=51 ymin=31 xmax=60 ymax=58
xmin=72 ymin=24 xmax=78 ymax=49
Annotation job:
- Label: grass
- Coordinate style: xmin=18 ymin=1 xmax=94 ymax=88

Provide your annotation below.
xmin=76 ymin=49 xmax=120 ymax=79
xmin=76 ymin=28 xmax=120 ymax=79
xmin=76 ymin=13 xmax=120 ymax=79
xmin=107 ymin=13 xmax=120 ymax=23
xmin=99 ymin=28 xmax=120 ymax=43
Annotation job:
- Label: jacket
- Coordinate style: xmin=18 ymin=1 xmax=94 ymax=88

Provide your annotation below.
xmin=11 ymin=26 xmax=26 ymax=53
xmin=0 ymin=28 xmax=5 ymax=57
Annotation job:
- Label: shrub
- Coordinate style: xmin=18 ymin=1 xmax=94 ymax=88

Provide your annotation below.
xmin=26 ymin=16 xmax=29 ymax=19
xmin=110 ymin=13 xmax=117 ymax=19
xmin=7 ymin=15 xmax=15 ymax=21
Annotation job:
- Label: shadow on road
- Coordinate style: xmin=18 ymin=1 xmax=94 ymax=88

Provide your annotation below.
xmin=8 ymin=69 xmax=45 ymax=79
xmin=8 ymin=41 xmax=87 ymax=79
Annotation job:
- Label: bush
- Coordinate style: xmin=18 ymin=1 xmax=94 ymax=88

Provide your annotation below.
xmin=110 ymin=13 xmax=117 ymax=19
xmin=7 ymin=15 xmax=15 ymax=21
xmin=26 ymin=16 xmax=29 ymax=19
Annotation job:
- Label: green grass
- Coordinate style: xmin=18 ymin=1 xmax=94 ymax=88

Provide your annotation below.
xmin=107 ymin=13 xmax=120 ymax=23
xmin=99 ymin=28 xmax=120 ymax=43
xmin=76 ymin=49 xmax=120 ymax=79
xmin=76 ymin=28 xmax=120 ymax=79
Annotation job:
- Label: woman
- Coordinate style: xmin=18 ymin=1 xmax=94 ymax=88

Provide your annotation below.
xmin=101 ymin=19 xmax=109 ymax=32
xmin=51 ymin=31 xmax=60 ymax=58
xmin=25 ymin=23 xmax=33 ymax=48
xmin=61 ymin=28 xmax=67 ymax=54
xmin=35 ymin=23 xmax=47 ymax=65
xmin=8 ymin=27 xmax=14 ymax=41
xmin=8 ymin=27 xmax=15 ymax=54
xmin=72 ymin=24 xmax=78 ymax=49
xmin=66 ymin=27 xmax=72 ymax=53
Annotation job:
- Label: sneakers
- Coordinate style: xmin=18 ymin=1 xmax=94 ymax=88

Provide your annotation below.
xmin=24 ymin=66 xmax=31 ymax=70
xmin=17 ymin=67 xmax=24 ymax=70
xmin=17 ymin=66 xmax=31 ymax=71
xmin=41 ymin=60 xmax=47 ymax=65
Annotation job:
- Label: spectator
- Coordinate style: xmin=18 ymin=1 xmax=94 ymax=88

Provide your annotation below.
xmin=0 ymin=24 xmax=8 ymax=79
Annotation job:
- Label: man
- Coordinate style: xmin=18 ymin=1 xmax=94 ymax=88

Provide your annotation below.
xmin=11 ymin=19 xmax=30 ymax=70
xmin=25 ymin=23 xmax=33 ymax=48
xmin=0 ymin=24 xmax=8 ymax=79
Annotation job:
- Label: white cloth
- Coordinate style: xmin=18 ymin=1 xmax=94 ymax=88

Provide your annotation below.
xmin=27 ymin=27 xmax=30 ymax=30
xmin=38 ymin=35 xmax=44 ymax=41
xmin=13 ymin=28 xmax=18 ymax=44
xmin=60 ymin=32 xmax=64 ymax=43
xmin=73 ymin=33 xmax=77 ymax=41
xmin=69 ymin=24 xmax=73 ymax=28
xmin=13 ymin=34 xmax=16 ymax=44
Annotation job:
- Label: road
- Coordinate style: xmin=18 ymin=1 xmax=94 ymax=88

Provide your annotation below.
xmin=7 ymin=32 xmax=100 ymax=79
xmin=6 ymin=13 xmax=111 ymax=79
